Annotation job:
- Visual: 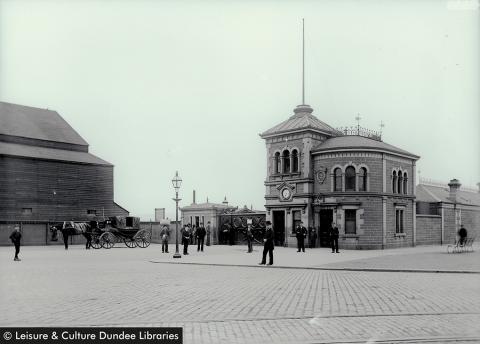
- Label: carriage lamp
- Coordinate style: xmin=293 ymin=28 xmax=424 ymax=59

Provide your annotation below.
xmin=171 ymin=171 xmax=182 ymax=258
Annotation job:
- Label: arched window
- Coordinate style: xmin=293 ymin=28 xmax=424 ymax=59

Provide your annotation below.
xmin=345 ymin=166 xmax=356 ymax=191
xmin=403 ymin=172 xmax=408 ymax=194
xmin=359 ymin=167 xmax=367 ymax=191
xmin=283 ymin=150 xmax=290 ymax=173
xmin=392 ymin=171 xmax=397 ymax=193
xmin=292 ymin=149 xmax=299 ymax=172
xmin=274 ymin=152 xmax=280 ymax=174
xmin=334 ymin=168 xmax=342 ymax=191
xmin=397 ymin=170 xmax=403 ymax=194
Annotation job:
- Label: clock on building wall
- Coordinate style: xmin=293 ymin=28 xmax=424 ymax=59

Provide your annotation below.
xmin=280 ymin=187 xmax=293 ymax=201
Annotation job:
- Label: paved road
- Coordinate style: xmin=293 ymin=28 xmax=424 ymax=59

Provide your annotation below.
xmin=1 ymin=245 xmax=479 ymax=343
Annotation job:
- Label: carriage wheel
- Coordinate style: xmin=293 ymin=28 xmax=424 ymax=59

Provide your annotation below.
xmin=100 ymin=232 xmax=116 ymax=249
xmin=134 ymin=229 xmax=151 ymax=248
xmin=124 ymin=238 xmax=138 ymax=248
xmin=91 ymin=234 xmax=102 ymax=249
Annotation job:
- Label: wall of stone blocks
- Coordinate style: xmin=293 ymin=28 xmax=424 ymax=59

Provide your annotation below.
xmin=385 ymin=198 xmax=414 ymax=248
xmin=416 ymin=215 xmax=442 ymax=246
xmin=312 ymin=154 xmax=383 ymax=194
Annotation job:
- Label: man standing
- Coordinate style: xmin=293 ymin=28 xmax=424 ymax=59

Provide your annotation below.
xmin=9 ymin=225 xmax=22 ymax=261
xmin=330 ymin=222 xmax=340 ymax=253
xmin=206 ymin=221 xmax=211 ymax=246
xmin=197 ymin=223 xmax=206 ymax=252
xmin=246 ymin=224 xmax=254 ymax=253
xmin=458 ymin=225 xmax=467 ymax=245
xmin=259 ymin=221 xmax=274 ymax=265
xmin=160 ymin=225 xmax=170 ymax=253
xmin=182 ymin=225 xmax=191 ymax=255
xmin=295 ymin=222 xmax=307 ymax=252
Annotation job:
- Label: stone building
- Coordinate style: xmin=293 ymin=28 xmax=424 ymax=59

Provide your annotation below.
xmin=180 ymin=196 xmax=236 ymax=245
xmin=0 ymin=102 xmax=128 ymax=245
xmin=416 ymin=179 xmax=480 ymax=245
xmin=261 ymin=103 xmax=420 ymax=249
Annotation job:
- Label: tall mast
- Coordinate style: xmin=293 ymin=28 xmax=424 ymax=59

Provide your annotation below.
xmin=302 ymin=18 xmax=305 ymax=105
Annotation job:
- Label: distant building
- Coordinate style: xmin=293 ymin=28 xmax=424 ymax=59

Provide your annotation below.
xmin=155 ymin=208 xmax=165 ymax=222
xmin=0 ymin=102 xmax=128 ymax=245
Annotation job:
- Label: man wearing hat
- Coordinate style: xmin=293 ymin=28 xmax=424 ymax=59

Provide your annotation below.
xmin=295 ymin=221 xmax=307 ymax=253
xmin=259 ymin=221 xmax=274 ymax=265
xmin=9 ymin=225 xmax=22 ymax=261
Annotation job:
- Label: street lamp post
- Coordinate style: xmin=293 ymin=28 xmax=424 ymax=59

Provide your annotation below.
xmin=172 ymin=171 xmax=182 ymax=258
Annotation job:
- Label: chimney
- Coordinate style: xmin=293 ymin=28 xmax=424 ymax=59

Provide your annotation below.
xmin=222 ymin=196 xmax=228 ymax=205
xmin=193 ymin=190 xmax=196 ymax=204
xmin=448 ymin=179 xmax=461 ymax=202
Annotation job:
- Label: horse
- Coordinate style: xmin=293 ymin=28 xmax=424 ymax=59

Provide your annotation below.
xmin=50 ymin=221 xmax=94 ymax=250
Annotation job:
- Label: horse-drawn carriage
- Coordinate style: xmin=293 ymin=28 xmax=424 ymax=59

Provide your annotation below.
xmin=51 ymin=216 xmax=151 ymax=249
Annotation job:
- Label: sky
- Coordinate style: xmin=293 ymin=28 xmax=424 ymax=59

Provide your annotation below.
xmin=1 ymin=0 xmax=478 ymax=220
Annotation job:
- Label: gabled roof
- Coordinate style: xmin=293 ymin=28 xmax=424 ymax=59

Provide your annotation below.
xmin=312 ymin=135 xmax=420 ymax=159
xmin=0 ymin=102 xmax=88 ymax=146
xmin=260 ymin=104 xmax=340 ymax=138
xmin=0 ymin=141 xmax=111 ymax=166
xmin=416 ymin=184 xmax=480 ymax=206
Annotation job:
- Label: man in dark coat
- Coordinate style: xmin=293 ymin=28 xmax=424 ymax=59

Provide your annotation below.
xmin=295 ymin=222 xmax=307 ymax=252
xmin=182 ymin=225 xmax=191 ymax=255
xmin=330 ymin=222 xmax=340 ymax=253
xmin=458 ymin=225 xmax=467 ymax=245
xmin=196 ymin=223 xmax=206 ymax=252
xmin=9 ymin=225 xmax=22 ymax=261
xmin=259 ymin=221 xmax=274 ymax=265
xmin=160 ymin=225 xmax=170 ymax=253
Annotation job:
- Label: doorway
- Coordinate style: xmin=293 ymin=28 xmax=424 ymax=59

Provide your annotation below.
xmin=319 ymin=209 xmax=333 ymax=248
xmin=272 ymin=210 xmax=285 ymax=246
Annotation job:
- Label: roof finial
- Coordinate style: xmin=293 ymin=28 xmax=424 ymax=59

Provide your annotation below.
xmin=302 ymin=18 xmax=305 ymax=105
xmin=355 ymin=113 xmax=362 ymax=134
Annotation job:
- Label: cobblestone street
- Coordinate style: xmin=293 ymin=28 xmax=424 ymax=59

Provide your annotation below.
xmin=1 ymin=244 xmax=479 ymax=343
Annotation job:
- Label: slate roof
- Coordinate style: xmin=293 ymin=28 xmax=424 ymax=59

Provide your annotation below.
xmin=312 ymin=135 xmax=420 ymax=159
xmin=0 ymin=141 xmax=111 ymax=166
xmin=416 ymin=184 xmax=480 ymax=206
xmin=180 ymin=202 xmax=233 ymax=210
xmin=0 ymin=102 xmax=88 ymax=146
xmin=260 ymin=104 xmax=340 ymax=138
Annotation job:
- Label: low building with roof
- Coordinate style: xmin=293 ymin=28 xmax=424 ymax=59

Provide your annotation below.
xmin=416 ymin=179 xmax=480 ymax=246
xmin=260 ymin=103 xmax=420 ymax=249
xmin=0 ymin=102 xmax=128 ymax=245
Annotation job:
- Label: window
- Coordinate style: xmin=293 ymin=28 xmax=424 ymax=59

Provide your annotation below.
xmin=283 ymin=150 xmax=290 ymax=173
xmin=395 ymin=209 xmax=404 ymax=233
xmin=87 ymin=209 xmax=97 ymax=215
xmin=126 ymin=217 xmax=134 ymax=227
xmin=292 ymin=149 xmax=299 ymax=172
xmin=359 ymin=167 xmax=367 ymax=191
xmin=345 ymin=166 xmax=356 ymax=191
xmin=392 ymin=171 xmax=397 ymax=193
xmin=22 ymin=208 xmax=32 ymax=215
xmin=345 ymin=209 xmax=356 ymax=234
xmin=403 ymin=172 xmax=408 ymax=194
xmin=334 ymin=168 xmax=342 ymax=191
xmin=274 ymin=152 xmax=280 ymax=174
xmin=397 ymin=171 xmax=403 ymax=194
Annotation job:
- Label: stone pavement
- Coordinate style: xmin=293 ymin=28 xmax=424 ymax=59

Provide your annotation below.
xmin=0 ymin=244 xmax=479 ymax=343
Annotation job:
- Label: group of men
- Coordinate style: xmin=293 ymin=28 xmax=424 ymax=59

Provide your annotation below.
xmin=294 ymin=221 xmax=339 ymax=254
xmin=159 ymin=223 xmax=208 ymax=255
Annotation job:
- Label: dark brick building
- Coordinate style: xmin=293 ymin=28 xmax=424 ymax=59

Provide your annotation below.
xmin=0 ymin=102 xmax=128 ymax=245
